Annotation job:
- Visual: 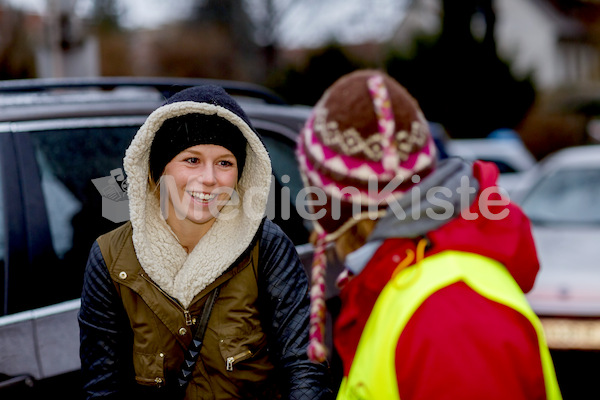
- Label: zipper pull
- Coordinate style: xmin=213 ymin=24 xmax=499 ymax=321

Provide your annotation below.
xmin=184 ymin=310 xmax=193 ymax=326
xmin=226 ymin=350 xmax=252 ymax=372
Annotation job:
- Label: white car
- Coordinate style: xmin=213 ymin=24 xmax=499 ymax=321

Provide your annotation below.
xmin=511 ymin=145 xmax=600 ymax=351
xmin=445 ymin=136 xmax=537 ymax=193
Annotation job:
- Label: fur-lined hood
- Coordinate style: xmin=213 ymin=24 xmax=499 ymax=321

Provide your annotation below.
xmin=123 ymin=86 xmax=272 ymax=308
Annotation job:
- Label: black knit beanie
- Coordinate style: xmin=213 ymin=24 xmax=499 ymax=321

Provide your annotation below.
xmin=148 ymin=85 xmax=251 ymax=182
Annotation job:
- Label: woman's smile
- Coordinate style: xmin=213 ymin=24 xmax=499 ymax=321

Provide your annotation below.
xmin=188 ymin=190 xmax=218 ymax=204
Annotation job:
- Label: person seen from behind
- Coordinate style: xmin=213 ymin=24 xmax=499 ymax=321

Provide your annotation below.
xmin=78 ymin=85 xmax=333 ymax=399
xmin=296 ymin=69 xmax=562 ymax=399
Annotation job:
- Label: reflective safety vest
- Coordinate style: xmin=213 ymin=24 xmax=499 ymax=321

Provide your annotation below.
xmin=336 ymin=250 xmax=562 ymax=400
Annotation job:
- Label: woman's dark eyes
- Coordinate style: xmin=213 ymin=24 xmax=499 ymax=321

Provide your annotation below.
xmin=185 ymin=158 xmax=233 ymax=167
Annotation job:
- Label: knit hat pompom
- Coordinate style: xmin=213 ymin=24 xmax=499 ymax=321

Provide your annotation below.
xmin=296 ymin=69 xmax=437 ymax=363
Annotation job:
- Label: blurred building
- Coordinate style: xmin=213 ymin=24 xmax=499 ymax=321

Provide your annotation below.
xmin=37 ymin=0 xmax=99 ymax=78
xmin=0 ymin=4 xmax=42 ymax=79
xmin=496 ymin=0 xmax=599 ymax=90
xmin=392 ymin=0 xmax=600 ymax=91
xmin=0 ymin=0 xmax=99 ymax=79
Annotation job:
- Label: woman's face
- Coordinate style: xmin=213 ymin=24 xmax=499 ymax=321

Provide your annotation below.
xmin=161 ymin=144 xmax=239 ymax=233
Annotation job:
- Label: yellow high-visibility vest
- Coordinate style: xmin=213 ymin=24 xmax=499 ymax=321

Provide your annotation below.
xmin=336 ymin=250 xmax=561 ymax=400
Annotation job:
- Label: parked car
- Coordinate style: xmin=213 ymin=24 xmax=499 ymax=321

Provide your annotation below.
xmin=511 ymin=145 xmax=600 ymax=322
xmin=510 ymin=144 xmax=600 ymax=397
xmin=0 ymin=77 xmax=319 ymax=398
xmin=445 ymin=133 xmax=537 ymax=193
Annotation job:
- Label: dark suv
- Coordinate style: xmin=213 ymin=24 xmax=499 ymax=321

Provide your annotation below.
xmin=0 ymin=77 xmax=330 ymax=397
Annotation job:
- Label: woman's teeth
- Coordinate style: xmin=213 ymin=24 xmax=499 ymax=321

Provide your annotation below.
xmin=190 ymin=192 xmax=216 ymax=201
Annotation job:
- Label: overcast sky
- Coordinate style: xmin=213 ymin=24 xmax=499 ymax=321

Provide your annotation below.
xmin=8 ymin=0 xmax=410 ymax=49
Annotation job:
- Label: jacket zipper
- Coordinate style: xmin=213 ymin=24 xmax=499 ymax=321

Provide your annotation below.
xmin=183 ymin=310 xmax=193 ymax=326
xmin=140 ymin=273 xmax=193 ymax=326
xmin=226 ymin=350 xmax=253 ymax=372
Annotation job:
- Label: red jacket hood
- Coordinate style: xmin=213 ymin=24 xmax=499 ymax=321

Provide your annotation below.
xmin=426 ymin=160 xmax=539 ymax=293
xmin=334 ymin=160 xmax=540 ymax=376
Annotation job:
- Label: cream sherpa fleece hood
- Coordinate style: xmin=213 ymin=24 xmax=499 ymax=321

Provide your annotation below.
xmin=123 ymin=85 xmax=272 ymax=308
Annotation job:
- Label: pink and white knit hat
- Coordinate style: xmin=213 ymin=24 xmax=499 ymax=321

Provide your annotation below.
xmin=296 ymin=69 xmax=437 ymax=362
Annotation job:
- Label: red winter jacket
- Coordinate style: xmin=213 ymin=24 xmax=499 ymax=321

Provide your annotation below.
xmin=334 ymin=161 xmax=546 ymax=399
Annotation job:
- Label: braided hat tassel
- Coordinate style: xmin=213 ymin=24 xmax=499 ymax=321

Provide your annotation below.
xmin=307 ymin=232 xmax=328 ymax=363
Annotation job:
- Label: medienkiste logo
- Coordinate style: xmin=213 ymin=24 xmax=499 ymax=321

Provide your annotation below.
xmin=91 ymin=168 xmax=129 ymax=223
xmin=92 ymin=171 xmax=510 ymax=224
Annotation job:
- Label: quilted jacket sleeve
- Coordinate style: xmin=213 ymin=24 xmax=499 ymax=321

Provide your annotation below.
xmin=258 ymin=219 xmax=334 ymax=400
xmin=78 ymin=241 xmax=133 ymax=399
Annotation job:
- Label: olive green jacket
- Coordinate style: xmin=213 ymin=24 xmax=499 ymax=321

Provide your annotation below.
xmin=97 ymin=221 xmax=279 ymax=399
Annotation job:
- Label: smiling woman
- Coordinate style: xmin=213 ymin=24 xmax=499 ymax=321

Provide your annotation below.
xmin=77 ymin=85 xmax=333 ymax=399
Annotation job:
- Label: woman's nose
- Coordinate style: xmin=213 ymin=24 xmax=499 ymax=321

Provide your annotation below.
xmin=198 ymin=166 xmax=217 ymax=185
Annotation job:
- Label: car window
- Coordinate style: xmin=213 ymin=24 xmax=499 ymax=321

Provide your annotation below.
xmin=31 ymin=126 xmax=137 ymax=253
xmin=521 ymin=168 xmax=600 ymax=224
xmin=27 ymin=126 xmax=138 ymax=306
